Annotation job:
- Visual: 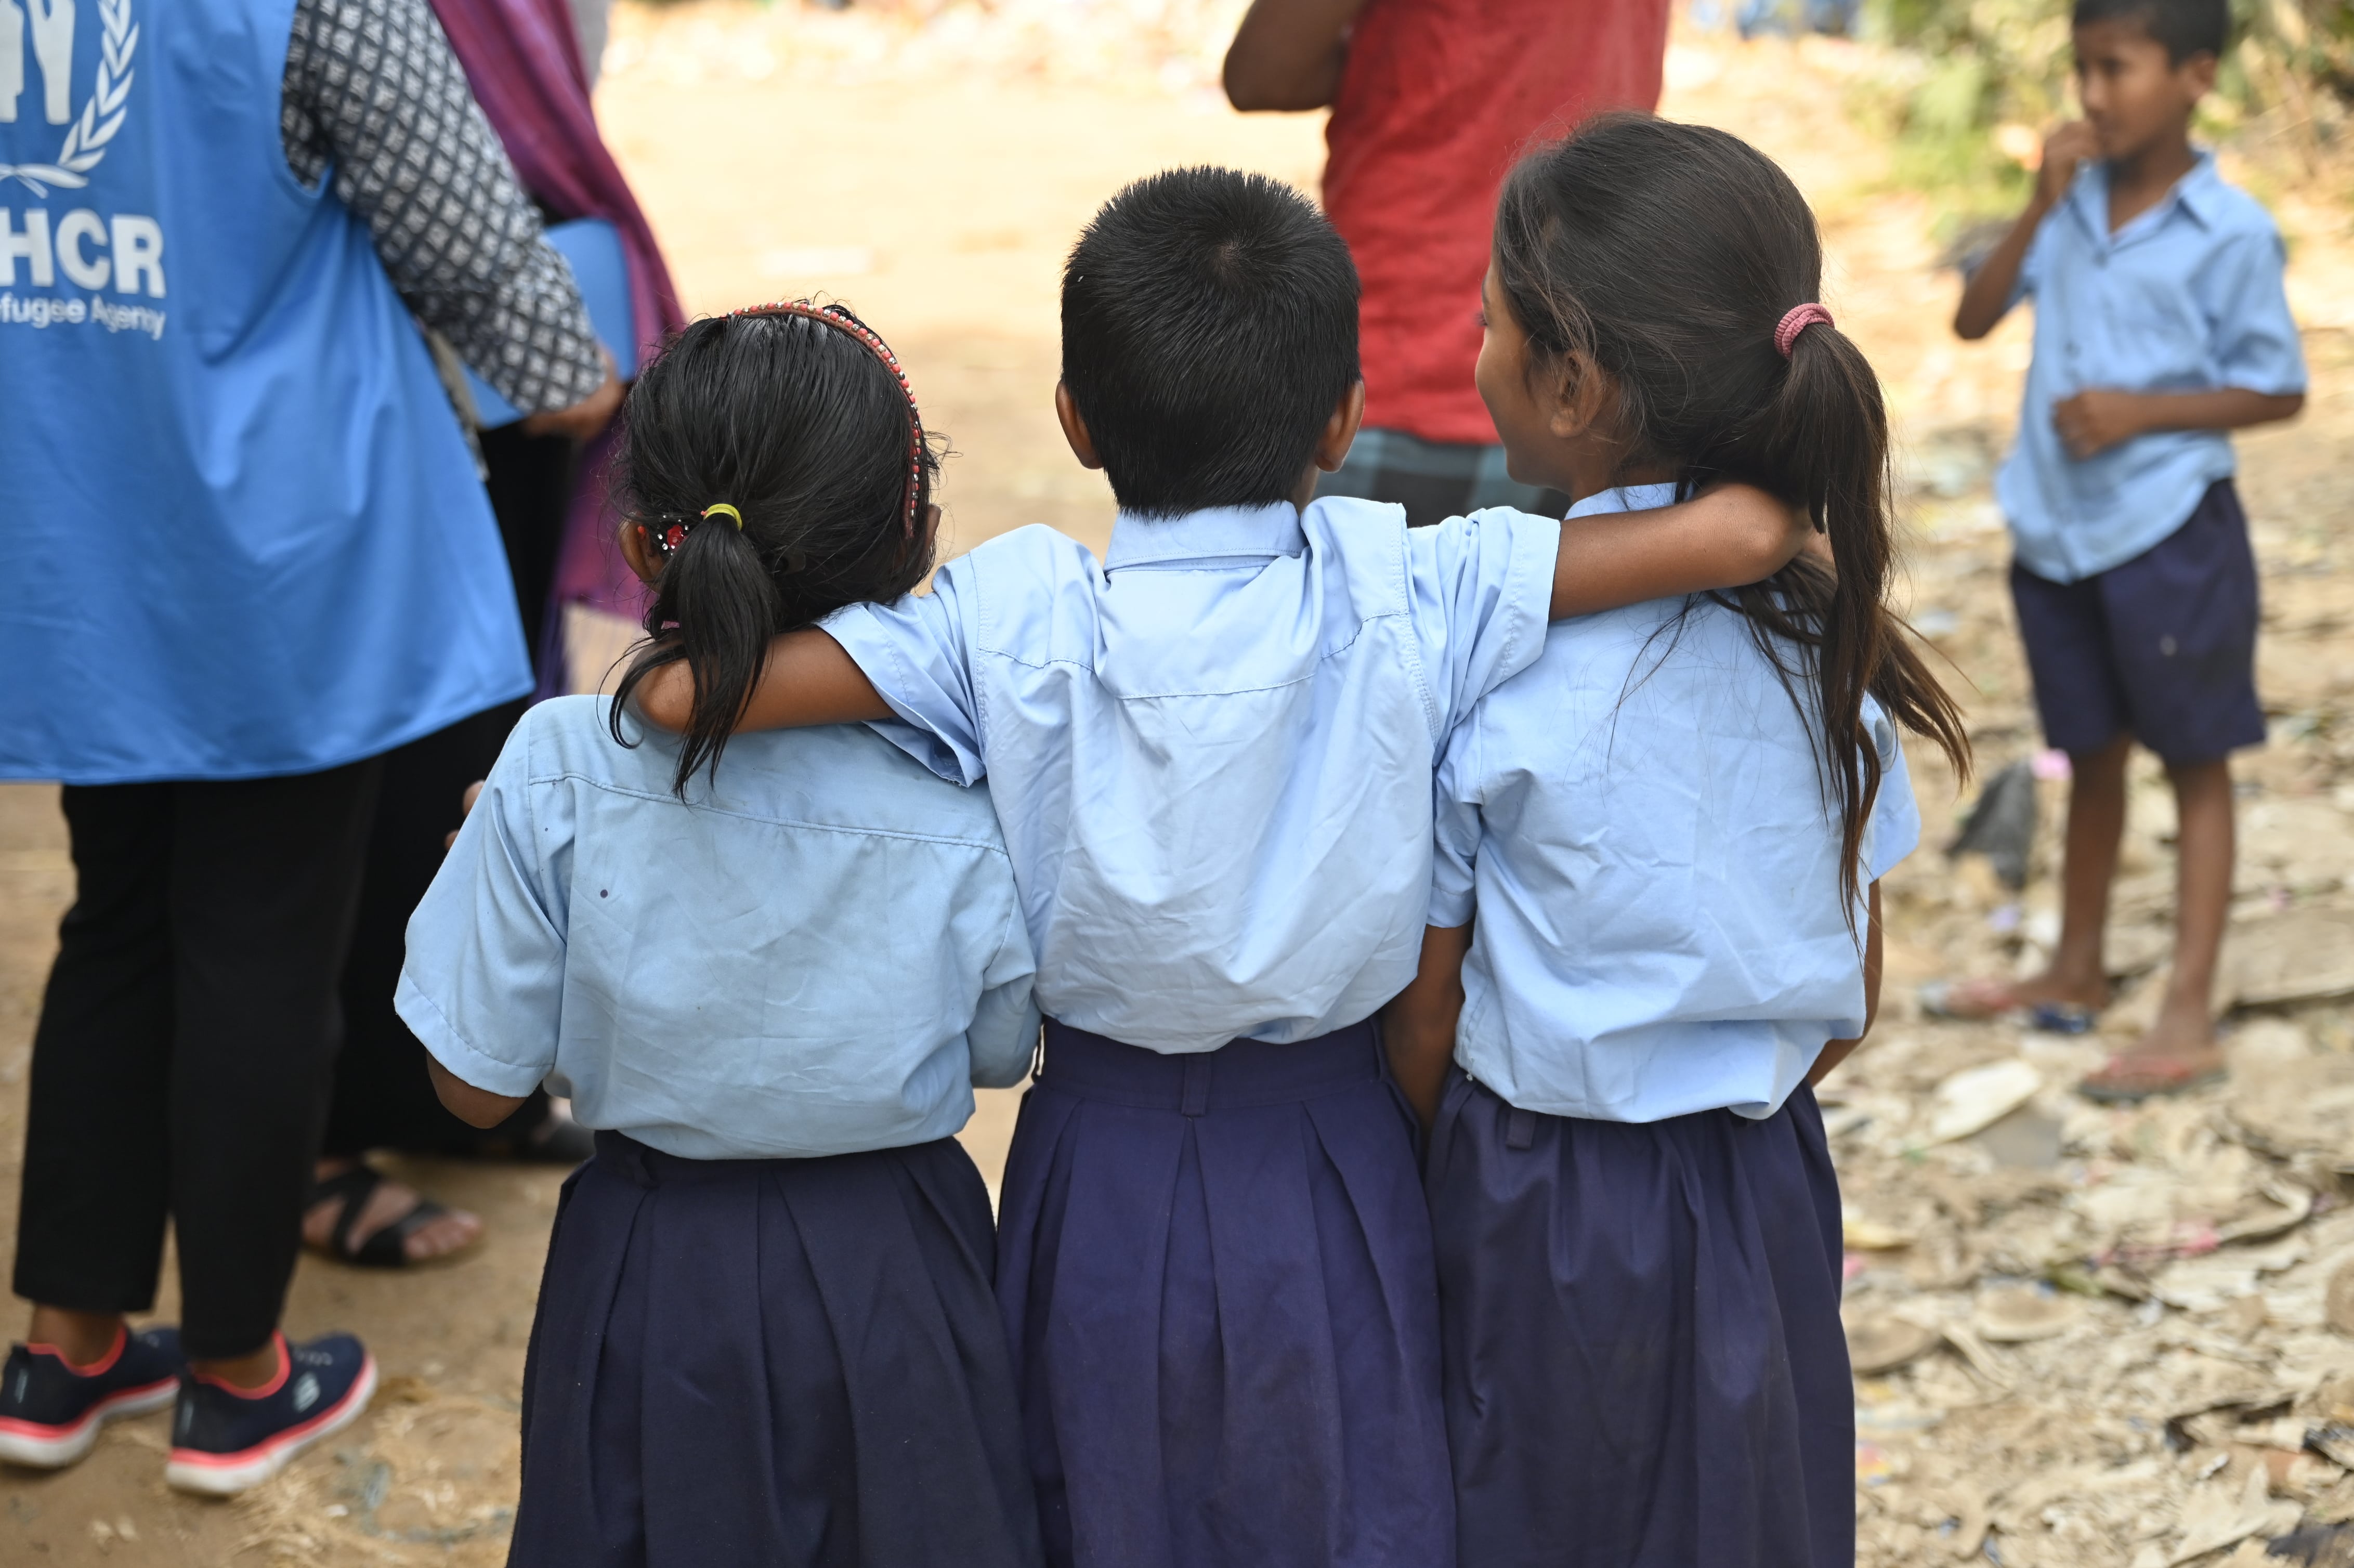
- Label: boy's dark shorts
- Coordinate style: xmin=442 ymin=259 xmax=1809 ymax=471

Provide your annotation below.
xmin=2008 ymin=479 xmax=2266 ymax=767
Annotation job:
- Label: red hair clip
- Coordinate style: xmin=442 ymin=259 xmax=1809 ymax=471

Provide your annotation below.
xmin=727 ymin=299 xmax=927 ymax=539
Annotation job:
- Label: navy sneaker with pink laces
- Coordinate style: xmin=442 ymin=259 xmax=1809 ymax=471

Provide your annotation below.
xmin=165 ymin=1330 xmax=376 ymax=1496
xmin=0 ymin=1325 xmax=182 ymax=1469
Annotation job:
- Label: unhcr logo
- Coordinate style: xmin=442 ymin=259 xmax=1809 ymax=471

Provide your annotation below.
xmin=0 ymin=0 xmax=135 ymax=195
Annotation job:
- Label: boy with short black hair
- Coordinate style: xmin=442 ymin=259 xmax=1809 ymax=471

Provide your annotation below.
xmin=644 ymin=165 xmax=1801 ymax=1566
xmin=1057 ymin=165 xmax=1364 ymax=513
xmin=1940 ymin=0 xmax=2305 ymax=1097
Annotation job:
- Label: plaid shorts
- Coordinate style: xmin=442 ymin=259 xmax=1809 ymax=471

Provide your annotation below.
xmin=1315 ymin=426 xmax=1568 ymax=528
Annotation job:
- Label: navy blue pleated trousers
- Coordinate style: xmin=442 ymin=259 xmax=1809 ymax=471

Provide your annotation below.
xmin=1427 ymin=1073 xmax=1853 ymax=1568
xmin=997 ymin=1021 xmax=1455 ymax=1568
xmin=510 ymin=1131 xmax=1042 ymax=1568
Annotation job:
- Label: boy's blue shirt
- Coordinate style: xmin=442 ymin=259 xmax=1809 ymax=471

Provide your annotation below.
xmin=396 ymin=697 xmax=1040 ymax=1161
xmin=1994 ymin=151 xmax=2305 ymax=583
xmin=1433 ymin=485 xmax=1920 ymax=1123
xmin=821 ymin=496 xmax=1561 ymax=1054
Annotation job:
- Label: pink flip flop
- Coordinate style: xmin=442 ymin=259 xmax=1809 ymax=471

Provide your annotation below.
xmin=2077 ymin=1055 xmax=2228 ymax=1104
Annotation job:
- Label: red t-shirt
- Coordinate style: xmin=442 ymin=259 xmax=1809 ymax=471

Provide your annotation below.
xmin=1324 ymin=0 xmax=1671 ymax=445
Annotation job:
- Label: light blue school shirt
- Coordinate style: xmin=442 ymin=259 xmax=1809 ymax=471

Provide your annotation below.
xmin=821 ymin=498 xmax=1561 ymax=1054
xmin=1431 ymin=486 xmax=1921 ymax=1123
xmin=1993 ymin=152 xmax=2305 ymax=583
xmin=395 ymin=697 xmax=1039 ymax=1161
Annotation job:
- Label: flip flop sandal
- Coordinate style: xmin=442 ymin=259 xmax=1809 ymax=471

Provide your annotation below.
xmin=2077 ymin=1061 xmax=2228 ymax=1105
xmin=307 ymin=1165 xmax=466 ymax=1270
xmin=2026 ymin=1002 xmax=2100 ymax=1036
xmin=1919 ymin=977 xmax=2024 ymax=1022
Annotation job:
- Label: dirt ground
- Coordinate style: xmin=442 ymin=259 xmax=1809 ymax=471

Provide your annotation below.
xmin=4 ymin=4 xmax=2352 ymax=1562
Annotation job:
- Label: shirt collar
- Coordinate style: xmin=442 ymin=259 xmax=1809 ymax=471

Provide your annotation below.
xmin=1564 ymin=482 xmax=1682 ymax=521
xmin=1102 ymin=502 xmax=1307 ymax=571
xmin=2168 ymin=150 xmax=2222 ymax=225
xmin=2069 ymin=149 xmax=2219 ymax=242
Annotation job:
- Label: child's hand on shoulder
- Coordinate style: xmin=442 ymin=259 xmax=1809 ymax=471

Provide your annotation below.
xmin=2052 ymin=388 xmax=2146 ymax=458
xmin=2034 ymin=121 xmax=2100 ymax=212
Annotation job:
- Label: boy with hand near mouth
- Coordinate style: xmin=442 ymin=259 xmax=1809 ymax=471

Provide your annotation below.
xmin=1940 ymin=0 xmax=2305 ymax=1097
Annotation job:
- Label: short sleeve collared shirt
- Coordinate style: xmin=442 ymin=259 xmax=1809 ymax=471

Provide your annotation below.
xmin=820 ymin=498 xmax=1562 ymax=1054
xmin=1431 ymin=486 xmax=1921 ymax=1123
xmin=397 ymin=698 xmax=1039 ymax=1161
xmin=1995 ymin=153 xmax=2305 ymax=583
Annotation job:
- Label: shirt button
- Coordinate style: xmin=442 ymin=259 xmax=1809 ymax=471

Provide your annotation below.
xmin=2160 ymin=636 xmax=2179 ymax=657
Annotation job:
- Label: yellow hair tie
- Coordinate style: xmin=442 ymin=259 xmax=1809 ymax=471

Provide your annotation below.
xmin=701 ymin=503 xmax=744 ymax=530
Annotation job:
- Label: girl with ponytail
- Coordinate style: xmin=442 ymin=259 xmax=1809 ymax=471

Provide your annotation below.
xmin=1382 ymin=115 xmax=1969 ymax=1568
xmin=397 ymin=303 xmax=1047 ymax=1568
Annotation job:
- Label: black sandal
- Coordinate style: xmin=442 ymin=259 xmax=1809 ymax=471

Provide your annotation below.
xmin=306 ymin=1164 xmax=466 ymax=1270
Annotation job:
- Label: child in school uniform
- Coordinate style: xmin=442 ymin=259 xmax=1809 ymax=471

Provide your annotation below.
xmin=1383 ymin=116 xmax=1971 ymax=1568
xmin=1932 ymin=0 xmax=2305 ymax=1098
xmin=637 ymin=168 xmax=1802 ymax=1568
xmin=398 ymin=305 xmax=1044 ymax=1568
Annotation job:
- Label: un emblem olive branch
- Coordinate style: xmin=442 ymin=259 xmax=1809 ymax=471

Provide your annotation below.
xmin=0 ymin=0 xmax=136 ymax=198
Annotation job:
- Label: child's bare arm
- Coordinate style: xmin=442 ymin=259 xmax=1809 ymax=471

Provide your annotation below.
xmin=1222 ymin=0 xmax=1366 ymax=112
xmin=1953 ymin=205 xmax=2049 ymax=343
xmin=428 ymin=1054 xmax=531 ymax=1130
xmin=1382 ymin=923 xmax=1472 ymax=1130
xmin=634 ymin=629 xmax=893 ymax=735
xmin=2051 ymin=387 xmax=2305 ymax=460
xmin=1551 ymin=482 xmax=1807 ymax=619
xmin=1805 ymin=882 xmax=1883 ymax=1089
xmin=1955 ymin=122 xmax=2096 ymax=341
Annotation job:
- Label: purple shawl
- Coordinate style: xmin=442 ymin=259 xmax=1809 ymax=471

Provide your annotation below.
xmin=429 ymin=0 xmax=684 ymax=692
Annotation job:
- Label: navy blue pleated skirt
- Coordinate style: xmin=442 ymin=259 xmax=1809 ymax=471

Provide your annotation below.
xmin=510 ymin=1131 xmax=1042 ymax=1568
xmin=1426 ymin=1073 xmax=1853 ymax=1568
xmin=997 ymin=1020 xmax=1454 ymax=1568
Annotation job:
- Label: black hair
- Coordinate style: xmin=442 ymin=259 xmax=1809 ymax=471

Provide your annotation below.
xmin=608 ymin=304 xmax=938 ymax=794
xmin=2071 ymin=0 xmax=2229 ymax=62
xmin=1493 ymin=114 xmax=1970 ymax=917
xmin=1061 ymin=166 xmax=1361 ymax=517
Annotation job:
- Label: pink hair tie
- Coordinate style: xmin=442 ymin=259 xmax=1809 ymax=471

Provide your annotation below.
xmin=1775 ymin=303 xmax=1834 ymax=359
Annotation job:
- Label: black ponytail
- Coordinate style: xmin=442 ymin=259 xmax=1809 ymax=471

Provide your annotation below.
xmin=607 ymin=306 xmax=939 ymax=794
xmin=1494 ymin=114 xmax=1970 ymax=919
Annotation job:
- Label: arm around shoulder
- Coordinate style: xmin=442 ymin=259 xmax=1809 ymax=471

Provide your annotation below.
xmin=1550 ymin=482 xmax=1806 ymax=619
xmin=634 ymin=627 xmax=892 ymax=735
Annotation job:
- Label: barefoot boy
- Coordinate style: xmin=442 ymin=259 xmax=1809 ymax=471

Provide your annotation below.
xmin=1944 ymin=0 xmax=2305 ymax=1098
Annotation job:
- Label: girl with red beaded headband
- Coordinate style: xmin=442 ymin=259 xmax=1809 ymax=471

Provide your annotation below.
xmin=607 ymin=300 xmax=940 ymax=792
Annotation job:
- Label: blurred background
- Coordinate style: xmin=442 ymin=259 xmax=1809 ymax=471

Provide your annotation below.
xmin=4 ymin=1 xmax=2353 ymax=1562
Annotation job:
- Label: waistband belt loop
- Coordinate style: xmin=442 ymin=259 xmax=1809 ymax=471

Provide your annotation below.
xmin=594 ymin=1130 xmax=658 ymax=1187
xmin=1503 ymin=1105 xmax=1538 ymax=1151
xmin=1180 ymin=1055 xmax=1212 ymax=1117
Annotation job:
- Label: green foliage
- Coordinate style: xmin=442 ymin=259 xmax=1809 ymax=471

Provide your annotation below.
xmin=1859 ymin=0 xmax=2354 ymax=212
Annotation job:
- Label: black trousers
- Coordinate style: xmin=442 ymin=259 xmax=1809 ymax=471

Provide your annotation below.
xmin=322 ymin=421 xmax=579 ymax=1159
xmin=12 ymin=760 xmax=383 ymax=1359
xmin=325 ymin=699 xmax=533 ymax=1157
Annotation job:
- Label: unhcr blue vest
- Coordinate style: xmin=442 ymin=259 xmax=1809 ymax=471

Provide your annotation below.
xmin=0 ymin=0 xmax=531 ymax=782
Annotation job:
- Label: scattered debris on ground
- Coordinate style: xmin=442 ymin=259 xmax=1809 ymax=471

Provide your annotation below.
xmin=5 ymin=6 xmax=2352 ymax=1563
